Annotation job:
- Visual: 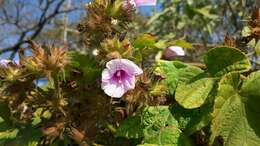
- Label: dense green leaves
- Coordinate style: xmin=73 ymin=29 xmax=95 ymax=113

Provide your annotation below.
xmin=155 ymin=60 xmax=203 ymax=95
xmin=174 ymin=46 xmax=251 ymax=109
xmin=116 ymin=106 xmax=179 ymax=138
xmin=0 ymin=124 xmax=42 ymax=146
xmin=70 ymin=51 xmax=101 ymax=82
xmin=116 ymin=106 xmax=191 ymax=145
xmin=155 ymin=60 xmax=215 ymax=109
xmin=0 ymin=106 xmax=45 ymax=146
xmin=155 ymin=61 xmax=179 ymax=95
xmin=143 ymin=125 xmax=182 ymax=145
xmin=204 ymin=46 xmax=251 ymax=77
xmin=210 ymin=72 xmax=260 ymax=146
xmin=0 ymin=117 xmax=18 ymax=140
xmin=8 ymin=125 xmax=42 ymax=146
xmin=133 ymin=34 xmax=156 ymax=49
xmin=115 ymin=113 xmax=144 ymax=139
xmin=170 ymin=105 xmax=212 ymax=136
xmin=0 ymin=102 xmax=11 ymax=123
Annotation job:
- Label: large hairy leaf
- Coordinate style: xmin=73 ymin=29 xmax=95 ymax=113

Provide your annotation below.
xmin=143 ymin=126 xmax=185 ymax=146
xmin=116 ymin=106 xmax=191 ymax=145
xmin=156 ymin=60 xmax=213 ymax=109
xmin=155 ymin=61 xmax=179 ymax=95
xmin=210 ymin=72 xmax=260 ymax=146
xmin=204 ymin=46 xmax=251 ymax=77
xmin=116 ymin=106 xmax=178 ymax=138
xmin=175 ymin=77 xmax=215 ymax=109
xmin=115 ymin=113 xmax=144 ymax=139
xmin=155 ymin=60 xmax=203 ymax=95
xmin=170 ymin=105 xmax=212 ymax=135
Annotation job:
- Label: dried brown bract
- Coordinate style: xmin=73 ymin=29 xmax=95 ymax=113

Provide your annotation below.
xmin=25 ymin=40 xmax=69 ymax=75
xmin=78 ymin=0 xmax=135 ymax=48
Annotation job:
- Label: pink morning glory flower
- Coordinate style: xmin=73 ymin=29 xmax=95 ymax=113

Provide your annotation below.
xmin=134 ymin=0 xmax=157 ymax=6
xmin=102 ymin=59 xmax=143 ymax=98
xmin=126 ymin=0 xmax=136 ymax=7
xmin=123 ymin=0 xmax=157 ymax=8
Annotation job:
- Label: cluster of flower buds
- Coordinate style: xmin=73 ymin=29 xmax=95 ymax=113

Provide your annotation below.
xmin=25 ymin=40 xmax=69 ymax=75
xmin=0 ymin=59 xmax=21 ymax=81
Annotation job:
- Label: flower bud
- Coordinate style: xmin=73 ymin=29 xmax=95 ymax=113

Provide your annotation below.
xmin=162 ymin=46 xmax=185 ymax=60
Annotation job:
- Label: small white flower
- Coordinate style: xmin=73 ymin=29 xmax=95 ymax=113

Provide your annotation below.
xmin=111 ymin=18 xmax=118 ymax=25
xmin=92 ymin=49 xmax=99 ymax=56
xmin=22 ymin=105 xmax=28 ymax=113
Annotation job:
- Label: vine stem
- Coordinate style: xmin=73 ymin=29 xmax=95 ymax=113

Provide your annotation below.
xmin=187 ymin=62 xmax=207 ymax=69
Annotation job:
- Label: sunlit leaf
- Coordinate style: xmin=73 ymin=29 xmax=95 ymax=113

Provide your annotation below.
xmin=175 ymin=76 xmax=216 ymax=109
xmin=210 ymin=72 xmax=260 ymax=146
xmin=204 ymin=46 xmax=251 ymax=77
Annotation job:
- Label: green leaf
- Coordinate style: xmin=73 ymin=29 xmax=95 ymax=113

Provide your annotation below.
xmin=146 ymin=7 xmax=172 ymax=26
xmin=210 ymin=72 xmax=260 ymax=146
xmin=175 ymin=76 xmax=216 ymax=109
xmin=0 ymin=102 xmax=11 ymax=123
xmin=116 ymin=113 xmax=144 ymax=139
xmin=155 ymin=60 xmax=179 ymax=95
xmin=31 ymin=108 xmax=51 ymax=126
xmin=172 ymin=61 xmax=203 ymax=83
xmin=116 ymin=106 xmax=182 ymax=144
xmin=255 ymin=40 xmax=260 ymax=56
xmin=242 ymin=26 xmax=252 ymax=37
xmin=154 ymin=40 xmax=167 ymax=49
xmin=138 ymin=144 xmax=157 ymax=146
xmin=0 ymin=116 xmax=18 ymax=141
xmin=143 ymin=126 xmax=181 ymax=145
xmin=69 ymin=51 xmax=101 ymax=82
xmin=170 ymin=105 xmax=212 ymax=135
xmin=0 ymin=124 xmax=18 ymax=140
xmin=185 ymin=5 xmax=218 ymax=19
xmin=3 ymin=125 xmax=42 ymax=146
xmin=116 ymin=106 xmax=193 ymax=145
xmin=204 ymin=46 xmax=251 ymax=77
xmin=133 ymin=34 xmax=156 ymax=49
xmin=0 ymin=113 xmax=42 ymax=145
xmin=155 ymin=60 xmax=203 ymax=95
xmin=193 ymin=6 xmax=218 ymax=19
xmin=172 ymin=40 xmax=193 ymax=49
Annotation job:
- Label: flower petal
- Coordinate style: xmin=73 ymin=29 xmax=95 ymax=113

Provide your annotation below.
xmin=102 ymin=68 xmax=113 ymax=82
xmin=123 ymin=76 xmax=135 ymax=90
xmin=0 ymin=59 xmax=12 ymax=67
xmin=102 ymin=81 xmax=126 ymax=98
xmin=168 ymin=46 xmax=185 ymax=56
xmin=135 ymin=0 xmax=157 ymax=6
xmin=106 ymin=59 xmax=143 ymax=76
xmin=123 ymin=0 xmax=136 ymax=8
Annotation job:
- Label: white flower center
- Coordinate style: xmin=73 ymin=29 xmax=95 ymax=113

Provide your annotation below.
xmin=116 ymin=70 xmax=121 ymax=77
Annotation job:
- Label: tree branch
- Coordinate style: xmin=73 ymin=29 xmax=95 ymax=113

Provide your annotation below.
xmin=0 ymin=0 xmax=79 ymax=58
